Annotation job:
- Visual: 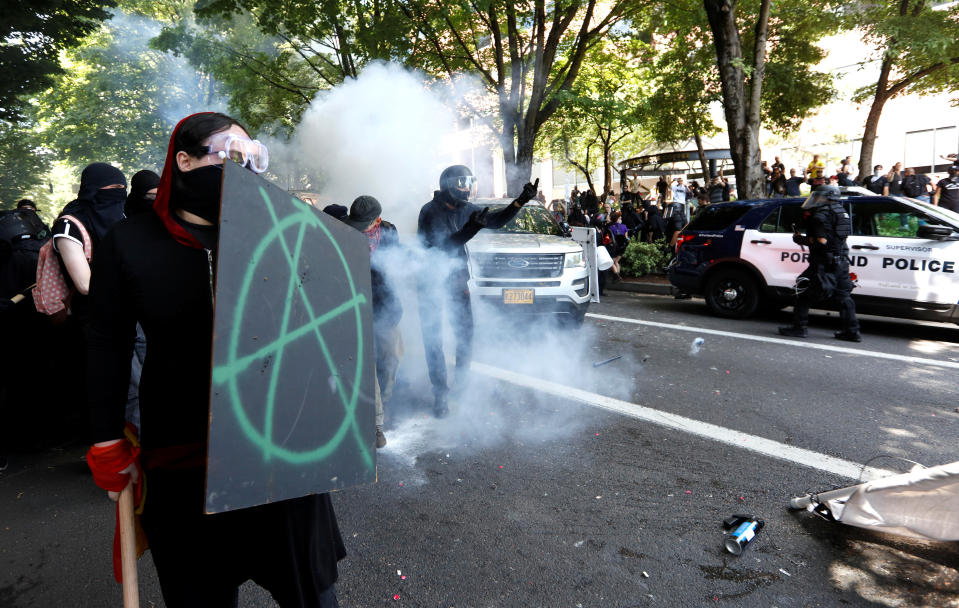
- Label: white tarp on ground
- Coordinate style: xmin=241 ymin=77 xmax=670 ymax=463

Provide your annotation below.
xmin=807 ymin=461 xmax=959 ymax=542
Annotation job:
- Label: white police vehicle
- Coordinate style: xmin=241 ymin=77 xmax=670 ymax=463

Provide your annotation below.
xmin=667 ymin=188 xmax=959 ymax=322
xmin=465 ymin=199 xmax=592 ymax=326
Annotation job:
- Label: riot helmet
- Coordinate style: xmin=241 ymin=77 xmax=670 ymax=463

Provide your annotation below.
xmin=439 ymin=165 xmax=478 ymax=205
xmin=801 ymin=184 xmax=841 ymax=209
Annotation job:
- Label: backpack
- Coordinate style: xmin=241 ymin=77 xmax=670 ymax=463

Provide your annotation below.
xmin=33 ymin=215 xmax=91 ymax=322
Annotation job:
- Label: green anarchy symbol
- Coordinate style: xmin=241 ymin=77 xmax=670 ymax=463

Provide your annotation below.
xmin=211 ymin=187 xmax=372 ymax=468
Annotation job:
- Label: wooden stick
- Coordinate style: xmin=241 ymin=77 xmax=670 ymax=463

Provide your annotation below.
xmin=10 ymin=283 xmax=36 ymax=304
xmin=118 ymin=484 xmax=139 ymax=608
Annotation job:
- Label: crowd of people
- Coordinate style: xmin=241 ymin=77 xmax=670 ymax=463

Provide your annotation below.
xmin=760 ymin=152 xmax=959 ymax=212
xmin=0 ymin=110 xmax=550 ymax=607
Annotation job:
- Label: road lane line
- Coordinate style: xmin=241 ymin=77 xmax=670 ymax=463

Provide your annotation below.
xmin=587 ymin=312 xmax=959 ymax=370
xmin=473 ymin=361 xmax=893 ymax=480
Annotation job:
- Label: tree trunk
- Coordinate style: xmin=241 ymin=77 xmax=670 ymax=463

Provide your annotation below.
xmin=602 ymin=130 xmax=613 ymax=197
xmin=507 ymin=124 xmax=536 ymax=196
xmin=858 ymin=58 xmax=893 ymax=181
xmin=694 ymin=133 xmax=709 ymax=179
xmin=704 ymin=0 xmax=770 ymax=200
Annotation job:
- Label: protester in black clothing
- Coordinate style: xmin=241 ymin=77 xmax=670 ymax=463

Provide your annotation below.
xmin=902 ymin=168 xmax=932 ymax=201
xmin=345 ymin=195 xmax=402 ymax=449
xmin=934 ymin=164 xmax=959 ymax=213
xmin=567 ymin=204 xmax=587 ymax=227
xmin=770 ymin=167 xmax=787 ymax=197
xmin=644 ymin=202 xmax=666 ymax=242
xmin=863 ymin=165 xmax=889 ymax=195
xmin=664 ymin=202 xmax=687 ymax=247
xmin=51 ymin=163 xmax=127 ymax=320
xmin=708 ymin=177 xmax=725 ymax=203
xmin=655 ymin=175 xmax=669 ymax=204
xmin=417 ymin=165 xmax=538 ymax=417
xmin=0 ymin=204 xmax=53 ymax=467
xmin=620 ymin=202 xmax=644 ymax=239
xmin=580 ymin=189 xmax=600 ymax=216
xmin=125 ymin=170 xmax=160 ymax=217
xmin=886 ymin=163 xmax=903 ymax=196
xmin=85 ymin=113 xmax=345 ymax=607
xmin=778 ymin=185 xmax=860 ymax=342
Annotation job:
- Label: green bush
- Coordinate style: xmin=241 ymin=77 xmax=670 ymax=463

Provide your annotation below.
xmin=619 ymin=238 xmax=670 ymax=277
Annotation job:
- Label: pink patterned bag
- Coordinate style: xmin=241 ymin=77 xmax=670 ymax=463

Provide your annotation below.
xmin=33 ymin=214 xmax=91 ymax=323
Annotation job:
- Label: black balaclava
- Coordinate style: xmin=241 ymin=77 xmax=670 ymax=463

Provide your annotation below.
xmin=125 ymin=170 xmax=161 ymax=217
xmin=438 ymin=165 xmax=474 ymax=208
xmin=60 ymin=162 xmax=127 ymax=245
xmin=173 ymin=165 xmax=224 ymax=224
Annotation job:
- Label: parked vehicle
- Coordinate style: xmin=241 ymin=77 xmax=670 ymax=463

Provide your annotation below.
xmin=466 ymin=200 xmax=592 ymax=326
xmin=667 ymin=189 xmax=959 ymax=323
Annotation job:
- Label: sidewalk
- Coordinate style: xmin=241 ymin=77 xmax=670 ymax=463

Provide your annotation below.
xmin=606 ymin=274 xmax=676 ymax=296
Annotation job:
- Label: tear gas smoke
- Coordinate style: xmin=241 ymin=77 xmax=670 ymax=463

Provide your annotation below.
xmin=268 ymin=63 xmax=644 ymax=482
xmin=282 ymin=62 xmax=464 ymax=233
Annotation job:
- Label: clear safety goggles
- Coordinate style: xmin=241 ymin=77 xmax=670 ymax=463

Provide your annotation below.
xmin=205 ymin=134 xmax=269 ymax=174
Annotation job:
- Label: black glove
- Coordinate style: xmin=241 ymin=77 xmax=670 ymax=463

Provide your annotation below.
xmin=450 ymin=207 xmax=489 ymax=246
xmin=792 ymin=232 xmax=806 ymax=247
xmin=514 ymin=178 xmax=540 ymax=206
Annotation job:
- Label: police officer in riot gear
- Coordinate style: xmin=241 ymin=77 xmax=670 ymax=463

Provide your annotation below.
xmin=778 ymin=184 xmax=861 ymax=341
xmin=418 ymin=165 xmax=539 ymax=417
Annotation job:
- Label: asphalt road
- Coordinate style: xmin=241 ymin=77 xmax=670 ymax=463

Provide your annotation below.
xmin=2 ymin=292 xmax=957 ymax=607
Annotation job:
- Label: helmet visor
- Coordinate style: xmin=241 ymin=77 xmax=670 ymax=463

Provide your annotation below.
xmin=801 ymin=191 xmax=830 ymax=209
xmin=451 ymin=175 xmax=477 ymax=200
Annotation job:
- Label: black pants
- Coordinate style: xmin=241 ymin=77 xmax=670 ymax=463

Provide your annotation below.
xmin=141 ymin=468 xmax=345 ymax=608
xmin=792 ymin=262 xmax=859 ymax=333
xmin=418 ymin=280 xmax=473 ymax=397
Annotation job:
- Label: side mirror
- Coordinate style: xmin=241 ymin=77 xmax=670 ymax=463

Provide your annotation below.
xmin=917 ymin=224 xmax=957 ymax=240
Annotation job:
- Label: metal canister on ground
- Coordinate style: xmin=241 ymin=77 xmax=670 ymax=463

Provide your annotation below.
xmin=723 ymin=515 xmax=764 ymax=555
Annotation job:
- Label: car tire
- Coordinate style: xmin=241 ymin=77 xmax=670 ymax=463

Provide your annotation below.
xmin=705 ymin=268 xmax=760 ymax=319
xmin=560 ymin=307 xmax=587 ymax=328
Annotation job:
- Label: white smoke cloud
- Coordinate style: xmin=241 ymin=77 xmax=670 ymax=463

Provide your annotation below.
xmin=286 ymin=62 xmax=465 ymax=233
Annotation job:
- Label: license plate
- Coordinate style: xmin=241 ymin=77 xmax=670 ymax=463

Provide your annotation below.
xmin=503 ymin=288 xmax=535 ymax=304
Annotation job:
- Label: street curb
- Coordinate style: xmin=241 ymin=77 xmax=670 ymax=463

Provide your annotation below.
xmin=607 ymin=280 xmax=675 ymax=296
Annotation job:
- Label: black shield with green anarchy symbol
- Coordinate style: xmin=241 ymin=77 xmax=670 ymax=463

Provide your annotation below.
xmin=205 ymin=161 xmax=376 ymax=514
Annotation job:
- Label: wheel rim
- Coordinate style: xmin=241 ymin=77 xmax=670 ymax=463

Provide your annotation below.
xmin=714 ymin=278 xmax=746 ymax=312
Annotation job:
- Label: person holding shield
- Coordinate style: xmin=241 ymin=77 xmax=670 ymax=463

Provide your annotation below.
xmin=85 ymin=112 xmax=345 ymax=607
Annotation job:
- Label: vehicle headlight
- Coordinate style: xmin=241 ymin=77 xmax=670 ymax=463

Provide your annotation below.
xmin=564 ymin=251 xmax=585 ymax=268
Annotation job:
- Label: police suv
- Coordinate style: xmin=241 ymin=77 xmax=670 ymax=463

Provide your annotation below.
xmin=465 ymin=199 xmax=592 ymax=326
xmin=667 ymin=188 xmax=959 ymax=323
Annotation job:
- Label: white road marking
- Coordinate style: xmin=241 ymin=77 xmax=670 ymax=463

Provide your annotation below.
xmin=587 ymin=312 xmax=959 ymax=370
xmin=472 ymin=362 xmax=892 ymax=480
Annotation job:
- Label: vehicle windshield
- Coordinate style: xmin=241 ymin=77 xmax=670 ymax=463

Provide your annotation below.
xmin=489 ymin=204 xmax=566 ymax=236
xmin=894 ymin=196 xmax=959 ymax=225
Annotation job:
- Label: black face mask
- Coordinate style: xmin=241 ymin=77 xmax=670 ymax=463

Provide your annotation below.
xmin=93 ymin=188 xmax=127 ymax=207
xmin=175 ymin=165 xmax=224 ymax=224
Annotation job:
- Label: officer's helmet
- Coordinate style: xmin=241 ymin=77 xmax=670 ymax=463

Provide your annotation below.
xmin=439 ymin=165 xmax=478 ymax=205
xmin=801 ymin=184 xmax=841 ymax=209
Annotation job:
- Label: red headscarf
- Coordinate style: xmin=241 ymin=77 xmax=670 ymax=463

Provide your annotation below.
xmin=153 ymin=113 xmax=211 ymax=249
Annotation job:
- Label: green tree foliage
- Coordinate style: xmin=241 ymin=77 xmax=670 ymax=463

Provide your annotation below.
xmin=0 ymin=123 xmax=52 ymax=208
xmin=850 ymin=0 xmax=959 ymax=179
xmin=543 ymin=37 xmax=648 ymax=196
xmin=35 ymin=12 xmax=221 ymax=175
xmin=1 ymin=0 xmax=117 ymax=121
xmin=401 ymin=0 xmax=642 ymax=195
xmin=646 ymin=0 xmax=837 ymax=197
